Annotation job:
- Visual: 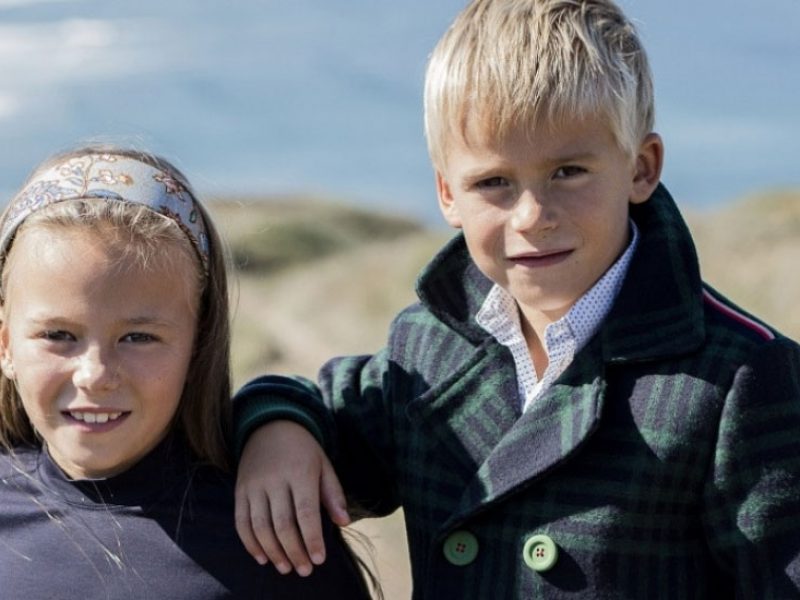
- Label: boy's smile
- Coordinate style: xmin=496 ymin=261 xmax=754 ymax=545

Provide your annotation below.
xmin=436 ymin=113 xmax=662 ymax=335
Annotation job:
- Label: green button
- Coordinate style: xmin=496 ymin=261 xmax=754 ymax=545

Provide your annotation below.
xmin=442 ymin=530 xmax=479 ymax=566
xmin=523 ymin=534 xmax=558 ymax=572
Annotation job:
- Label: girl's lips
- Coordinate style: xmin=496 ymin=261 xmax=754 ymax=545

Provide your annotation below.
xmin=508 ymin=249 xmax=573 ymax=267
xmin=62 ymin=410 xmax=130 ymax=432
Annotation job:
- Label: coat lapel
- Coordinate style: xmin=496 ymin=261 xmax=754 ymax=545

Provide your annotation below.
xmin=406 ymin=335 xmax=607 ymax=532
xmin=406 ymin=341 xmax=521 ymax=477
xmin=444 ymin=336 xmax=607 ymax=531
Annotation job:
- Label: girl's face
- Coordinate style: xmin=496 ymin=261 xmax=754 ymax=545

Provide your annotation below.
xmin=0 ymin=226 xmax=199 ymax=479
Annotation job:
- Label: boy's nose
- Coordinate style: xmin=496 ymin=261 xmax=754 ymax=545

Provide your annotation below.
xmin=72 ymin=346 xmax=119 ymax=392
xmin=509 ymin=190 xmax=556 ymax=233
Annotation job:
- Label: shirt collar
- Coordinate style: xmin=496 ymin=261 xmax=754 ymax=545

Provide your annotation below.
xmin=564 ymin=220 xmax=640 ymax=348
xmin=477 ymin=220 xmax=639 ymax=344
xmin=475 ymin=221 xmax=640 ymax=409
xmin=415 ymin=184 xmax=705 ymax=361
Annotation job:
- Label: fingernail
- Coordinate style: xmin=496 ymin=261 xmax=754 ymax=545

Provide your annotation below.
xmin=337 ymin=507 xmax=351 ymax=522
xmin=276 ymin=562 xmax=291 ymax=575
xmin=311 ymin=552 xmax=325 ymax=565
xmin=297 ymin=564 xmax=312 ymax=577
xmin=255 ymin=554 xmax=268 ymax=566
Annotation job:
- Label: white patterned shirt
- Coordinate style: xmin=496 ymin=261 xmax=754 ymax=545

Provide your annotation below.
xmin=475 ymin=222 xmax=640 ymax=413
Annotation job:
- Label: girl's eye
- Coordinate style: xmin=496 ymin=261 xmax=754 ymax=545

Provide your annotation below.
xmin=474 ymin=176 xmax=508 ymax=190
xmin=553 ymin=165 xmax=586 ymax=179
xmin=40 ymin=330 xmax=75 ymax=342
xmin=121 ymin=332 xmax=157 ymax=344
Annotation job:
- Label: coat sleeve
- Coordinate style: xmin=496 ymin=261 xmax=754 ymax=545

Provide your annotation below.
xmin=233 ymin=347 xmax=401 ymax=517
xmin=702 ymin=336 xmax=800 ymax=596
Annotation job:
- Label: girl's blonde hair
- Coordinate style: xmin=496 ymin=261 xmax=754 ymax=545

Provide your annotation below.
xmin=0 ymin=147 xmax=232 ymax=471
xmin=424 ymin=0 xmax=655 ymax=169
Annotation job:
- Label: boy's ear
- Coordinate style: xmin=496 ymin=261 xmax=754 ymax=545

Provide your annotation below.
xmin=630 ymin=132 xmax=664 ymax=205
xmin=436 ymin=171 xmax=462 ymax=229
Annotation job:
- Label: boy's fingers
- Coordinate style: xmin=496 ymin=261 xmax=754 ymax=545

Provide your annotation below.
xmin=293 ymin=481 xmax=326 ymax=566
xmin=320 ymin=458 xmax=350 ymax=527
xmin=234 ymin=495 xmax=268 ymax=565
xmin=271 ymin=488 xmax=314 ymax=576
xmin=248 ymin=491 xmax=292 ymax=575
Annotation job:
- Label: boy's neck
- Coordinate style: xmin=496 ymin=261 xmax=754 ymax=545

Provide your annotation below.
xmin=518 ymin=306 xmax=562 ymax=378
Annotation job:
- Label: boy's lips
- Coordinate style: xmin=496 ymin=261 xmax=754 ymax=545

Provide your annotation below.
xmin=507 ymin=249 xmax=573 ymax=268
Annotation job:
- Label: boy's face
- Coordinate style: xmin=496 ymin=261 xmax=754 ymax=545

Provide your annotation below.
xmin=436 ymin=114 xmax=662 ymax=327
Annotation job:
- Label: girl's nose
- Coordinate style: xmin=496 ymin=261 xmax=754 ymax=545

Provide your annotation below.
xmin=72 ymin=346 xmax=119 ymax=392
xmin=509 ymin=190 xmax=556 ymax=233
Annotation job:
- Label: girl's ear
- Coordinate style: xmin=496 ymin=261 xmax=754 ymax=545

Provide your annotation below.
xmin=0 ymin=308 xmax=13 ymax=380
xmin=0 ymin=358 xmax=13 ymax=380
xmin=436 ymin=171 xmax=463 ymax=229
xmin=630 ymin=133 xmax=664 ymax=205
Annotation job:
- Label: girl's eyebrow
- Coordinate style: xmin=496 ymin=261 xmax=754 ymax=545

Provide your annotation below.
xmin=27 ymin=315 xmax=176 ymax=328
xmin=124 ymin=316 xmax=177 ymax=327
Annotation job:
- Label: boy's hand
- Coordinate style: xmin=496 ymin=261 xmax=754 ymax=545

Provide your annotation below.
xmin=234 ymin=420 xmax=350 ymax=576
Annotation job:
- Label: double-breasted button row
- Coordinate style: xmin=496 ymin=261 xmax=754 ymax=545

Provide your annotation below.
xmin=442 ymin=530 xmax=479 ymax=566
xmin=442 ymin=530 xmax=558 ymax=571
xmin=522 ymin=534 xmax=558 ymax=572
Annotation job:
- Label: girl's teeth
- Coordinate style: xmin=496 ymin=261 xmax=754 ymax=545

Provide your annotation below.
xmin=70 ymin=411 xmax=123 ymax=423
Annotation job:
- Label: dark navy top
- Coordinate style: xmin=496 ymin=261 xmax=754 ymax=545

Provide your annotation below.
xmin=0 ymin=435 xmax=369 ymax=599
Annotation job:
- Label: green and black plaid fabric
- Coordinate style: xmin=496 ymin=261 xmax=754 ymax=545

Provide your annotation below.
xmin=235 ymin=185 xmax=800 ymax=599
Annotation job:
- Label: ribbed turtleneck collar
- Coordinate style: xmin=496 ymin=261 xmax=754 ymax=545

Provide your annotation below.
xmin=36 ymin=433 xmax=194 ymax=507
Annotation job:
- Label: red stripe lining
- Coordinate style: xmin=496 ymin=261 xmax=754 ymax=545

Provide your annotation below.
xmin=702 ymin=289 xmax=775 ymax=341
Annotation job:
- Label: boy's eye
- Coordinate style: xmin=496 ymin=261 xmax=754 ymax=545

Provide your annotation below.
xmin=40 ymin=330 xmax=75 ymax=342
xmin=553 ymin=165 xmax=586 ymax=179
xmin=120 ymin=332 xmax=158 ymax=344
xmin=474 ymin=176 xmax=508 ymax=189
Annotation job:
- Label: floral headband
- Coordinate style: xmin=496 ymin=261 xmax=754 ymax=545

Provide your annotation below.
xmin=0 ymin=153 xmax=209 ymax=271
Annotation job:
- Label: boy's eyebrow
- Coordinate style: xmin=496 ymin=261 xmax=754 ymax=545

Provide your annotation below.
xmin=460 ymin=166 xmax=502 ymax=180
xmin=459 ymin=151 xmax=600 ymax=179
xmin=547 ymin=151 xmax=599 ymax=164
xmin=27 ymin=316 xmax=71 ymax=327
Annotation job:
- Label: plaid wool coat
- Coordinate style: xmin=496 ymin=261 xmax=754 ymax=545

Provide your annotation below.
xmin=235 ymin=185 xmax=800 ymax=599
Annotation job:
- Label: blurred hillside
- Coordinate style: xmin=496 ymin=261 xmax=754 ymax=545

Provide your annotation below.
xmin=212 ymin=189 xmax=800 ymax=599
xmin=685 ymin=189 xmax=800 ymax=337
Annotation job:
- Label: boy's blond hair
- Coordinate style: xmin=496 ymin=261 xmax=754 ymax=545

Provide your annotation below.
xmin=424 ymin=0 xmax=654 ymax=169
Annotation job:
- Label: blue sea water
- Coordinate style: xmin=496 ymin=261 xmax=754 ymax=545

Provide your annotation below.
xmin=0 ymin=0 xmax=798 ymax=225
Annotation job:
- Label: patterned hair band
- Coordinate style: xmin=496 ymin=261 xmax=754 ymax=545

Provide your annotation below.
xmin=0 ymin=152 xmax=209 ymax=271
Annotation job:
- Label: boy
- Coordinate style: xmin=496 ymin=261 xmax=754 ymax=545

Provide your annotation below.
xmin=234 ymin=0 xmax=800 ymax=597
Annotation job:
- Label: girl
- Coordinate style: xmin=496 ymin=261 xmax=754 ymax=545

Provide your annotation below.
xmin=0 ymin=148 xmax=371 ymax=599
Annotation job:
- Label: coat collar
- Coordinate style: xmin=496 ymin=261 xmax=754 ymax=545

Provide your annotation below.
xmin=415 ymin=183 xmax=706 ymax=363
xmin=409 ymin=184 xmax=706 ymax=530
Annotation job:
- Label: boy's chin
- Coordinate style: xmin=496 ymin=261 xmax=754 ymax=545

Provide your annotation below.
xmin=509 ymin=290 xmax=580 ymax=321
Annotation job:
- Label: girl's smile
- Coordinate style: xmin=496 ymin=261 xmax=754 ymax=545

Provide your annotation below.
xmin=63 ymin=409 xmax=129 ymax=431
xmin=0 ymin=225 xmax=199 ymax=480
